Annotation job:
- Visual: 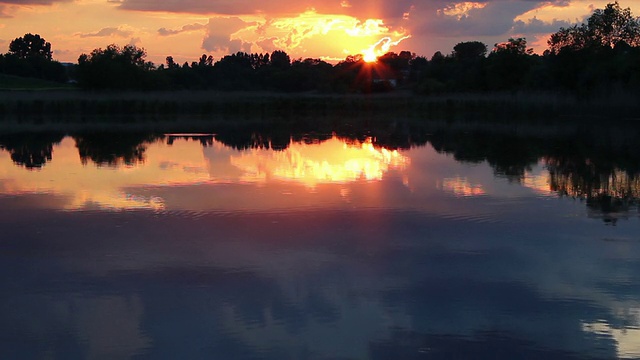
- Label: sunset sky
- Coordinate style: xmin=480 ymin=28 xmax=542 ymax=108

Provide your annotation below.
xmin=0 ymin=0 xmax=621 ymax=65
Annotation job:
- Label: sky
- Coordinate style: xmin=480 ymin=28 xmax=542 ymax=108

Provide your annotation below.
xmin=0 ymin=0 xmax=624 ymax=65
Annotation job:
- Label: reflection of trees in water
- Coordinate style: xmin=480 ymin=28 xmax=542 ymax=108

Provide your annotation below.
xmin=214 ymin=130 xmax=283 ymax=151
xmin=428 ymin=130 xmax=539 ymax=182
xmin=73 ymin=133 xmax=163 ymax=167
xmin=167 ymin=135 xmax=214 ymax=147
xmin=214 ymin=128 xmax=335 ymax=151
xmin=0 ymin=132 xmax=64 ymax=169
xmin=211 ymin=120 xmax=429 ymax=152
xmin=543 ymin=129 xmax=640 ymax=217
xmin=2 ymin=123 xmax=640 ymax=219
xmin=546 ymin=159 xmax=640 ymax=218
xmin=424 ymin=125 xmax=640 ymax=220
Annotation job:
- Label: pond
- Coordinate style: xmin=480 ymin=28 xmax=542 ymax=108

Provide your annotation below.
xmin=1 ymin=121 xmax=639 ymax=359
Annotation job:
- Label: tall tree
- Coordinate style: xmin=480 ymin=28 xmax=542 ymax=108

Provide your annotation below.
xmin=77 ymin=44 xmax=155 ymax=89
xmin=8 ymin=33 xmax=52 ymax=60
xmin=452 ymin=41 xmax=487 ymax=61
xmin=270 ymin=50 xmax=291 ymax=69
xmin=548 ymin=2 xmax=640 ymax=54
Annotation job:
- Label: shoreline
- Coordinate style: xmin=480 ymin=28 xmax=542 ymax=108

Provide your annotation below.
xmin=0 ymin=90 xmax=638 ymax=126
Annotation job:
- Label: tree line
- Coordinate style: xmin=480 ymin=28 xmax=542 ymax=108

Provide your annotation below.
xmin=1 ymin=2 xmax=639 ymax=96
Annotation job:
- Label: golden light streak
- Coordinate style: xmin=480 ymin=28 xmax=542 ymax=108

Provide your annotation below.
xmin=361 ymin=35 xmax=411 ymax=62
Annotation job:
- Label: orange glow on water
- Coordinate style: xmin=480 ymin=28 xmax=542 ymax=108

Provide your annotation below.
xmin=0 ymin=136 xmax=408 ymax=211
xmin=230 ymin=137 xmax=409 ymax=187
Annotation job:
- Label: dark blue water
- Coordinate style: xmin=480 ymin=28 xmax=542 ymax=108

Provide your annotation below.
xmin=1 ymin=129 xmax=639 ymax=359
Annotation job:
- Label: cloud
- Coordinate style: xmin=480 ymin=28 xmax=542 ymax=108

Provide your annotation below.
xmin=201 ymin=17 xmax=255 ymax=53
xmin=115 ymin=0 xmax=332 ymax=16
xmin=0 ymin=5 xmax=10 ymax=18
xmin=158 ymin=23 xmax=206 ymax=37
xmin=113 ymin=0 xmax=416 ymax=20
xmin=78 ymin=27 xmax=133 ymax=38
xmin=0 ymin=0 xmax=71 ymax=4
xmin=412 ymin=1 xmax=540 ymax=37
xmin=511 ymin=16 xmax=573 ymax=34
xmin=256 ymin=37 xmax=278 ymax=53
xmin=109 ymin=0 xmax=596 ymax=61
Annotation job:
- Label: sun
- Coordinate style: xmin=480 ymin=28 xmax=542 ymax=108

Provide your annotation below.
xmin=362 ymin=47 xmax=378 ymax=63
xmin=360 ymin=35 xmax=411 ymax=63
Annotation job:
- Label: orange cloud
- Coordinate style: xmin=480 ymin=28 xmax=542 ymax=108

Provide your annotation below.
xmin=0 ymin=0 xmax=622 ymax=65
xmin=78 ymin=27 xmax=134 ymax=38
xmin=158 ymin=23 xmax=206 ymax=37
xmin=219 ymin=11 xmax=409 ymax=60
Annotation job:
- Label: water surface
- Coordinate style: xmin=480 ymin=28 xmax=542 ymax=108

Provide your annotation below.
xmin=1 ymin=126 xmax=639 ymax=359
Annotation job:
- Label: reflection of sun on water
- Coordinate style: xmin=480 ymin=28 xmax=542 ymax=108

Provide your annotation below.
xmin=230 ymin=136 xmax=408 ymax=187
xmin=0 ymin=136 xmax=409 ymax=211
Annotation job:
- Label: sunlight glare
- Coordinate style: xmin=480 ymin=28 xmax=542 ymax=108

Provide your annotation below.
xmin=363 ymin=47 xmax=378 ymax=62
xmin=361 ymin=35 xmax=411 ymax=63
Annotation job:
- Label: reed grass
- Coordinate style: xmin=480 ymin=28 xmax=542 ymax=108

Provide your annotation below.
xmin=0 ymin=90 xmax=638 ymax=126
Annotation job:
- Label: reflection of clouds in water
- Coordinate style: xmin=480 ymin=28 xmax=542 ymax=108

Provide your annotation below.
xmin=0 ymin=136 xmax=409 ymax=211
xmin=72 ymin=296 xmax=150 ymax=359
xmin=522 ymin=170 xmax=555 ymax=197
xmin=8 ymin=294 xmax=150 ymax=359
xmin=583 ymin=319 xmax=640 ymax=359
xmin=229 ymin=137 xmax=408 ymax=187
xmin=440 ymin=176 xmax=485 ymax=197
xmin=0 ymin=138 xmax=210 ymax=211
xmin=3 ymin=132 xmax=640 ymax=358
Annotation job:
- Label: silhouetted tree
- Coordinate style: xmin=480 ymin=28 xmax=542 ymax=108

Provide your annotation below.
xmin=544 ymin=3 xmax=640 ymax=94
xmin=548 ymin=2 xmax=640 ymax=54
xmin=77 ymin=44 xmax=156 ymax=89
xmin=449 ymin=41 xmax=488 ymax=91
xmin=270 ymin=50 xmax=291 ymax=69
xmin=0 ymin=132 xmax=64 ymax=169
xmin=9 ymin=33 xmax=52 ymax=60
xmin=73 ymin=133 xmax=161 ymax=166
xmin=486 ymin=38 xmax=535 ymax=90
xmin=452 ymin=41 xmax=487 ymax=61
xmin=0 ymin=33 xmax=66 ymax=82
xmin=165 ymin=56 xmax=178 ymax=69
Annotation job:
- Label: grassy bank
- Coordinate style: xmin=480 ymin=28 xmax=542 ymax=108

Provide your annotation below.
xmin=0 ymin=74 xmax=73 ymax=91
xmin=0 ymin=90 xmax=638 ymax=125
